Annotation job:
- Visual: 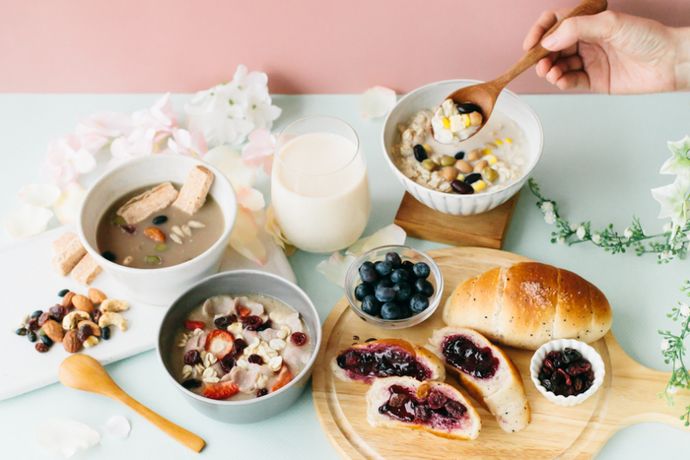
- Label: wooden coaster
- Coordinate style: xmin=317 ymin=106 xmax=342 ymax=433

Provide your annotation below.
xmin=393 ymin=192 xmax=518 ymax=248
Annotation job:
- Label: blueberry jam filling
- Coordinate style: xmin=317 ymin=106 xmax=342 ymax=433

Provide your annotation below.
xmin=441 ymin=335 xmax=499 ymax=379
xmin=538 ymin=348 xmax=594 ymax=397
xmin=336 ymin=345 xmax=431 ymax=381
xmin=378 ymin=385 xmax=467 ymax=429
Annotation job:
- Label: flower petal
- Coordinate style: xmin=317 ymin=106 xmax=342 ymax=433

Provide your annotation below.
xmin=236 ymin=187 xmax=266 ymax=211
xmin=204 ymin=145 xmax=256 ymax=188
xmin=72 ymin=148 xmax=96 ymax=174
xmin=316 ymin=252 xmax=356 ymax=288
xmin=346 ymin=224 xmax=407 ymax=256
xmin=18 ymin=183 xmax=61 ymax=207
xmin=360 ymin=86 xmax=397 ymax=119
xmin=53 ymin=183 xmax=86 ymax=225
xmin=36 ymin=418 xmax=100 ymax=459
xmin=104 ymin=415 xmax=131 ymax=439
xmin=3 ymin=204 xmax=53 ymax=238
xmin=229 ymin=207 xmax=268 ymax=265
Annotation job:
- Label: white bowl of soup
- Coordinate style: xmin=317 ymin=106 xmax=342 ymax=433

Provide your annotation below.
xmin=78 ymin=155 xmax=237 ymax=306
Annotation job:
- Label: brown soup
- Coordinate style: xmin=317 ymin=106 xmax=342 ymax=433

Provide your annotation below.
xmin=96 ymin=185 xmax=224 ymax=269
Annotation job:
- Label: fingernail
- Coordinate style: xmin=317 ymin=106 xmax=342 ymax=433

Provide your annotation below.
xmin=542 ymin=35 xmax=557 ymax=49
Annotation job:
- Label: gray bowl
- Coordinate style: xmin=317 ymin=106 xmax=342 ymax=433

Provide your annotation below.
xmin=157 ymin=270 xmax=322 ymax=423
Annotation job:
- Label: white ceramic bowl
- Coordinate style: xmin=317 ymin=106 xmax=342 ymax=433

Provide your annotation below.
xmin=530 ymin=339 xmax=606 ymax=407
xmin=381 ymin=79 xmax=544 ymax=215
xmin=78 ymin=155 xmax=237 ymax=306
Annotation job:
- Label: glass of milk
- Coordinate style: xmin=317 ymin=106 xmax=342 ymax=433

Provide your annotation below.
xmin=271 ymin=116 xmax=371 ymax=253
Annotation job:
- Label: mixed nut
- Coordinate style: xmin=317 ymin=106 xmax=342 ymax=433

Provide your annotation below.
xmin=14 ymin=287 xmax=129 ymax=354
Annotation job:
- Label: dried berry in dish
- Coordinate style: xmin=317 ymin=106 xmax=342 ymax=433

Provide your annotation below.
xmin=354 ymin=251 xmax=434 ymax=320
xmin=366 ymin=376 xmax=481 ymax=440
xmin=331 ymin=339 xmax=445 ymax=384
xmin=538 ymin=347 xmax=595 ymax=397
xmin=429 ymin=327 xmax=530 ymax=433
xmin=174 ymin=294 xmax=311 ymax=401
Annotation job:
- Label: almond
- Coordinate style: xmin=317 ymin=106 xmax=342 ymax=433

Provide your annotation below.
xmin=144 ymin=227 xmax=166 ymax=243
xmin=72 ymin=294 xmax=94 ymax=313
xmin=61 ymin=291 xmax=75 ymax=308
xmin=63 ymin=330 xmax=82 ymax=353
xmin=42 ymin=319 xmax=64 ymax=343
xmin=88 ymin=288 xmax=107 ymax=305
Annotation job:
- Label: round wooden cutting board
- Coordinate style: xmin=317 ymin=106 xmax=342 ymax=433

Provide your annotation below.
xmin=312 ymin=247 xmax=690 ymax=460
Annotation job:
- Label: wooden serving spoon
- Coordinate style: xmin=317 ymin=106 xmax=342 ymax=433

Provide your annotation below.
xmin=446 ymin=0 xmax=608 ymax=137
xmin=58 ymin=354 xmax=205 ymax=453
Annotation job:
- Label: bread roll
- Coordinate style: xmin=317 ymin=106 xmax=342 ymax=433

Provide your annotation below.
xmin=428 ymin=327 xmax=530 ymax=433
xmin=443 ymin=262 xmax=612 ymax=350
xmin=366 ymin=376 xmax=481 ymax=440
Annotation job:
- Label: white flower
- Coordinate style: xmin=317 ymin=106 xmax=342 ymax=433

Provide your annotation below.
xmin=679 ymin=303 xmax=690 ymax=318
xmin=591 ymin=233 xmax=602 ymax=244
xmin=659 ymin=135 xmax=690 ymax=176
xmin=659 ymin=250 xmax=673 ymax=262
xmin=52 ymin=183 xmax=86 ymax=225
xmin=544 ymin=211 xmax=556 ymax=225
xmin=540 ymin=201 xmax=554 ymax=212
xmin=623 ymin=227 xmax=633 ymax=239
xmin=576 ymin=226 xmax=586 ymax=240
xmin=651 ymin=176 xmax=690 ymax=227
xmin=359 ymin=86 xmax=397 ymax=119
xmin=667 ymin=385 xmax=679 ymax=395
xmin=557 ymin=236 xmax=566 ymax=245
xmin=660 ymin=339 xmax=670 ymax=351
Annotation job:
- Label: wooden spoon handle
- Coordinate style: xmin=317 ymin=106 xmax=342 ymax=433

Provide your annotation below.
xmin=112 ymin=390 xmax=206 ymax=453
xmin=495 ymin=0 xmax=608 ymax=87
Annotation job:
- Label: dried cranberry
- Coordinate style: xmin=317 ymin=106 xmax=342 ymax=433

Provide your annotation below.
xmin=121 ymin=224 xmax=136 ymax=234
xmin=91 ymin=309 xmax=102 ymax=323
xmin=290 ymin=332 xmax=308 ymax=346
xmin=37 ymin=311 xmax=52 ymax=327
xmin=248 ymin=354 xmax=264 ymax=365
xmin=77 ymin=324 xmax=93 ymax=342
xmin=562 ymin=347 xmax=582 ymax=364
xmin=427 ymin=390 xmax=447 ymax=410
xmin=242 ymin=315 xmax=264 ymax=331
xmin=566 ymin=361 xmax=592 ymax=376
xmin=184 ymin=350 xmax=201 ymax=365
xmin=35 ymin=342 xmax=49 ymax=353
xmin=213 ymin=316 xmax=231 ymax=330
xmin=220 ymin=355 xmax=235 ymax=372
xmin=415 ymin=404 xmax=432 ymax=421
xmin=256 ymin=388 xmax=268 ymax=398
xmin=233 ymin=338 xmax=247 ymax=357
xmin=27 ymin=318 xmax=39 ymax=331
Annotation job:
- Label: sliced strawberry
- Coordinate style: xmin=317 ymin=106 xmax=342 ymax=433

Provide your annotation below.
xmin=237 ymin=305 xmax=251 ymax=318
xmin=184 ymin=320 xmax=206 ymax=331
xmin=205 ymin=329 xmax=235 ymax=359
xmin=202 ymin=381 xmax=239 ymax=400
xmin=270 ymin=364 xmax=293 ymax=392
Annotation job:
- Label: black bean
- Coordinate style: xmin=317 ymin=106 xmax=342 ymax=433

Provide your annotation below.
xmin=152 ymin=215 xmax=168 ymax=225
xmin=464 ymin=173 xmax=482 ymax=184
xmin=181 ymin=379 xmax=201 ymax=389
xmin=101 ymin=326 xmax=111 ymax=340
xmin=15 ymin=327 xmax=27 ymax=336
xmin=456 ymin=102 xmax=482 ymax=114
xmin=101 ymin=251 xmax=117 ymax=262
xmin=454 ymin=151 xmax=465 ymax=160
xmin=57 ymin=288 xmax=70 ymax=297
xmin=451 ymin=180 xmax=474 ymax=194
xmin=40 ymin=334 xmax=53 ymax=347
xmin=413 ymin=144 xmax=427 ymax=162
xmin=30 ymin=310 xmax=43 ymax=319
xmin=27 ymin=331 xmax=37 ymax=342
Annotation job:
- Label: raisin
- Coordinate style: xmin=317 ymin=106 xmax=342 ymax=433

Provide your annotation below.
xmin=290 ymin=332 xmax=308 ymax=346
xmin=248 ymin=354 xmax=264 ymax=365
xmin=256 ymin=388 xmax=268 ymax=398
xmin=184 ymin=350 xmax=201 ymax=365
xmin=35 ymin=342 xmax=49 ymax=353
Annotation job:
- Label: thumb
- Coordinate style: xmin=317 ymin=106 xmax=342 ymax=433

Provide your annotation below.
xmin=541 ymin=11 xmax=618 ymax=51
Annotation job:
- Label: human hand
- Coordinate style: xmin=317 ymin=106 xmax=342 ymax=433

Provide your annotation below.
xmin=522 ymin=10 xmax=690 ymax=93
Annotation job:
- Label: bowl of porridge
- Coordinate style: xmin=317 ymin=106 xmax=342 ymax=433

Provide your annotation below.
xmin=157 ymin=270 xmax=321 ymax=423
xmin=382 ymin=80 xmax=543 ymax=215
xmin=78 ymin=155 xmax=237 ymax=305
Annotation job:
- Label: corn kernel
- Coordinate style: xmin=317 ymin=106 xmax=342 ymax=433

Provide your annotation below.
xmin=486 ymin=154 xmax=498 ymax=165
xmin=461 ymin=114 xmax=470 ymax=128
xmin=457 ymin=173 xmax=465 ymax=182
xmin=482 ymin=148 xmax=493 ymax=156
xmin=495 ymin=138 xmax=503 ymax=145
xmin=442 ymin=116 xmax=450 ymax=129
xmin=471 ymin=180 xmax=487 ymax=192
xmin=504 ymin=137 xmax=513 ymax=144
xmin=422 ymin=144 xmax=432 ymax=153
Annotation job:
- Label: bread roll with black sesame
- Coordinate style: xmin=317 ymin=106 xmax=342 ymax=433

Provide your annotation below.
xmin=443 ymin=262 xmax=612 ymax=350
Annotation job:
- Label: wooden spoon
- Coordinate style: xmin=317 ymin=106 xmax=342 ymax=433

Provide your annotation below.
xmin=58 ymin=354 xmax=205 ymax=453
xmin=445 ymin=0 xmax=608 ymax=137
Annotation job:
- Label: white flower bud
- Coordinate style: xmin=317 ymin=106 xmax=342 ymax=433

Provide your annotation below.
xmin=667 ymin=385 xmax=678 ymax=395
xmin=660 ymin=339 xmax=670 ymax=351
xmin=544 ymin=211 xmax=556 ymax=225
xmin=679 ymin=303 xmax=690 ymax=318
xmin=576 ymin=226 xmax=586 ymax=240
xmin=540 ymin=201 xmax=554 ymax=213
xmin=557 ymin=236 xmax=566 ymax=245
xmin=623 ymin=227 xmax=633 ymax=239
xmin=591 ymin=233 xmax=602 ymax=244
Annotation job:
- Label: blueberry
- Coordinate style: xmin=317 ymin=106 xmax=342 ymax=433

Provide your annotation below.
xmin=374 ymin=261 xmax=393 ymax=277
xmin=464 ymin=173 xmax=482 ymax=184
xmin=401 ymin=260 xmax=414 ymax=271
xmin=381 ymin=302 xmax=403 ymax=320
xmin=410 ymin=294 xmax=429 ymax=313
xmin=412 ymin=262 xmax=431 ymax=279
xmin=394 ymin=282 xmax=413 ymax=302
xmin=454 ymin=151 xmax=465 ymax=160
xmin=354 ymin=283 xmax=372 ymax=301
xmin=413 ymin=144 xmax=427 ymax=162
xmin=398 ymin=304 xmax=413 ymax=319
xmin=361 ymin=295 xmax=381 ymax=316
xmin=375 ymin=281 xmax=396 ymax=303
xmin=390 ymin=268 xmax=410 ymax=284
xmin=359 ymin=261 xmax=378 ymax=283
xmin=415 ymin=278 xmax=435 ymax=297
xmin=384 ymin=252 xmax=402 ymax=267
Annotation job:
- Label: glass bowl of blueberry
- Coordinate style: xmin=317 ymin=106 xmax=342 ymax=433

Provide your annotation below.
xmin=345 ymin=245 xmax=443 ymax=329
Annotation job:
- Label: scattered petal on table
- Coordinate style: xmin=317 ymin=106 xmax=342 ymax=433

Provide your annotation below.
xmin=316 ymin=252 xmax=356 ymax=288
xmin=18 ymin=183 xmax=61 ymax=207
xmin=360 ymin=86 xmax=397 ymax=119
xmin=236 ymin=187 xmax=265 ymax=212
xmin=36 ymin=418 xmax=100 ymax=459
xmin=346 ymin=224 xmax=407 ymax=256
xmin=167 ymin=128 xmax=207 ymax=158
xmin=3 ymin=203 xmax=53 ymax=238
xmin=53 ymin=182 xmax=86 ymax=225
xmin=230 ymin=207 xmax=268 ymax=265
xmin=104 ymin=415 xmax=131 ymax=439
xmin=72 ymin=147 xmax=97 ymax=174
xmin=204 ymin=145 xmax=256 ymax=189
xmin=242 ymin=128 xmax=275 ymax=174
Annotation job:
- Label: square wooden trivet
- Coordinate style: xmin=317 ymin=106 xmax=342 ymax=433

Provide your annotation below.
xmin=393 ymin=192 xmax=519 ymax=248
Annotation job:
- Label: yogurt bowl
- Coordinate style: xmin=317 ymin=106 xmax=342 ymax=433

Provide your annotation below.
xmin=78 ymin=155 xmax=237 ymax=306
xmin=381 ymin=79 xmax=543 ymax=215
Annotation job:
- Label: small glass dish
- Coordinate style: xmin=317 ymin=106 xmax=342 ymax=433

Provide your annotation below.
xmin=344 ymin=245 xmax=443 ymax=329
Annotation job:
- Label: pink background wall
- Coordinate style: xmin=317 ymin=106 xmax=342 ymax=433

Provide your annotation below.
xmin=1 ymin=0 xmax=688 ymax=94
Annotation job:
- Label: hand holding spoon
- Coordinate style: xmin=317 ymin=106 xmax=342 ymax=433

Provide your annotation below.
xmin=445 ymin=0 xmax=608 ymax=137
xmin=58 ymin=354 xmax=205 ymax=453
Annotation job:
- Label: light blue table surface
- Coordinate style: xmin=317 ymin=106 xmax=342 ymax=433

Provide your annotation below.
xmin=0 ymin=93 xmax=689 ymax=459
